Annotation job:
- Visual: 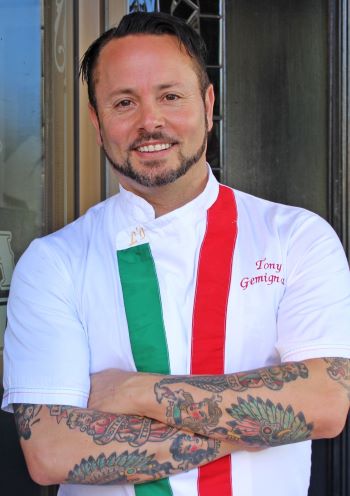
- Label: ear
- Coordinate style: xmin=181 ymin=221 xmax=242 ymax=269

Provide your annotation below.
xmin=88 ymin=104 xmax=103 ymax=146
xmin=204 ymin=84 xmax=215 ymax=132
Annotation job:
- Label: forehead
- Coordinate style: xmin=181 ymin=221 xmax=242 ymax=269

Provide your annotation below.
xmin=94 ymin=34 xmax=199 ymax=91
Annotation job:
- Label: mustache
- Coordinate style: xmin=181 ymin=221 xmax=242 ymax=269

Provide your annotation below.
xmin=128 ymin=132 xmax=179 ymax=151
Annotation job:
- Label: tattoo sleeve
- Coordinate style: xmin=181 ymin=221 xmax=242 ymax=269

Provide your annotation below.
xmin=48 ymin=405 xmax=177 ymax=447
xmin=14 ymin=403 xmax=223 ymax=485
xmin=66 ymin=435 xmax=221 ymax=485
xmin=225 ymin=396 xmax=313 ymax=447
xmin=154 ymin=362 xmax=309 ymax=396
xmin=324 ymin=357 xmax=350 ymax=399
xmin=65 ymin=392 xmax=315 ymax=484
xmin=152 ymin=362 xmax=314 ymax=446
xmin=13 ymin=404 xmax=42 ymax=440
xmin=67 ymin=450 xmax=174 ymax=484
xmin=13 ymin=360 xmax=326 ymax=484
xmin=151 ymin=386 xmax=313 ymax=446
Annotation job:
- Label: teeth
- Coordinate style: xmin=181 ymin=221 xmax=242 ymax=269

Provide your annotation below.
xmin=137 ymin=143 xmax=172 ymax=152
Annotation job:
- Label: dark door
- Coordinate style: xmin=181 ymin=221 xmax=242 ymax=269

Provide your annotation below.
xmin=224 ymin=1 xmax=350 ymax=495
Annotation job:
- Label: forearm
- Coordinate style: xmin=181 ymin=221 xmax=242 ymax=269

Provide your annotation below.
xmin=91 ymin=358 xmax=350 ymax=448
xmin=13 ymin=404 xmax=237 ymax=486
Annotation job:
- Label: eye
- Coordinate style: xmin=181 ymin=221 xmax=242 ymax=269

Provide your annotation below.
xmin=164 ymin=93 xmax=179 ymax=101
xmin=115 ymin=99 xmax=132 ymax=108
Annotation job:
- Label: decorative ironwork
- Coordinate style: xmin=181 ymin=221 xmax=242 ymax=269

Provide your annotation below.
xmin=0 ymin=231 xmax=14 ymax=352
xmin=128 ymin=0 xmax=200 ymax=32
xmin=54 ymin=0 xmax=66 ymax=73
xmin=170 ymin=0 xmax=200 ymax=32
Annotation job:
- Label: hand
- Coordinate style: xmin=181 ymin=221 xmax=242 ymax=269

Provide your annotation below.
xmin=88 ymin=368 xmax=140 ymax=414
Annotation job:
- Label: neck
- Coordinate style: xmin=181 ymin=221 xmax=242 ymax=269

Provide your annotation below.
xmin=118 ymin=162 xmax=209 ymax=217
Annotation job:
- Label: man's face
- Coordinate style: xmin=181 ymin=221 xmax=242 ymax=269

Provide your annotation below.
xmin=89 ymin=34 xmax=214 ymax=190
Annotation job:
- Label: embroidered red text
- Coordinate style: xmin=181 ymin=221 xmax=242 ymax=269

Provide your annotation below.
xmin=240 ymin=258 xmax=285 ymax=290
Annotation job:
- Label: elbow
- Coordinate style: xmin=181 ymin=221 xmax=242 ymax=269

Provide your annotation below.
xmin=314 ymin=395 xmax=349 ymax=440
xmin=318 ymin=417 xmax=347 ymax=440
xmin=21 ymin=441 xmax=63 ymax=486
xmin=27 ymin=463 xmax=56 ymax=487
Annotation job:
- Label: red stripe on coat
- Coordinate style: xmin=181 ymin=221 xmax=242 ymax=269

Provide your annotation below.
xmin=191 ymin=185 xmax=238 ymax=496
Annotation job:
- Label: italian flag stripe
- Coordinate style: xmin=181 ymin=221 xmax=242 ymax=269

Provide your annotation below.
xmin=191 ymin=185 xmax=238 ymax=496
xmin=117 ymin=185 xmax=237 ymax=495
xmin=117 ymin=243 xmax=173 ymax=496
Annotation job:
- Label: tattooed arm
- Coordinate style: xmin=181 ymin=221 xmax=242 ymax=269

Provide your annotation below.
xmin=13 ymin=403 xmax=240 ymax=486
xmin=89 ymin=358 xmax=350 ymax=448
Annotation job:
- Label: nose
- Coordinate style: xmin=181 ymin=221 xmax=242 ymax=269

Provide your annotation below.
xmin=137 ymin=99 xmax=164 ymax=133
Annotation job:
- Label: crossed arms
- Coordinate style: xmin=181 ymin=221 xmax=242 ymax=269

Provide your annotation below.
xmin=14 ymin=357 xmax=350 ymax=486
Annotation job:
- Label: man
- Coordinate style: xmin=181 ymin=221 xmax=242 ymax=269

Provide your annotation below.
xmin=2 ymin=11 xmax=350 ymax=496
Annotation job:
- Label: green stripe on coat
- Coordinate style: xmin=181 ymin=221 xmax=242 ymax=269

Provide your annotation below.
xmin=117 ymin=243 xmax=173 ymax=496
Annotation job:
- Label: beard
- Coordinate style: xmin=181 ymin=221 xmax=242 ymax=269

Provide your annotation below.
xmin=102 ymin=125 xmax=208 ymax=188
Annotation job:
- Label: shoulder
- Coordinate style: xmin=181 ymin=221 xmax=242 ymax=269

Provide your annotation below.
xmin=233 ymin=187 xmax=318 ymax=224
xmin=14 ymin=194 xmax=120 ymax=283
xmin=48 ymin=194 xmax=118 ymax=250
xmin=227 ymin=187 xmax=349 ymax=284
xmin=232 ymin=188 xmax=338 ymax=245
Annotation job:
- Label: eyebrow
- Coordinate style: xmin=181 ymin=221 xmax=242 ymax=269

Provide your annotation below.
xmin=107 ymin=82 xmax=182 ymax=99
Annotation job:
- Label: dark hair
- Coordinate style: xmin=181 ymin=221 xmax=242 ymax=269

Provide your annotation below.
xmin=169 ymin=434 xmax=216 ymax=465
xmin=80 ymin=12 xmax=210 ymax=111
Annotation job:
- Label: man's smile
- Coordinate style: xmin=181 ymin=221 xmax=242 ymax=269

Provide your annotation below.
xmin=137 ymin=143 xmax=172 ymax=152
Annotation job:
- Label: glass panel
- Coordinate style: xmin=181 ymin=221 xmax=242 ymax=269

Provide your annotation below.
xmin=211 ymin=168 xmax=221 ymax=181
xmin=159 ymin=0 xmax=174 ymax=12
xmin=44 ymin=0 xmax=75 ymax=230
xmin=0 ymin=0 xmax=43 ymax=354
xmin=207 ymin=67 xmax=221 ymax=116
xmin=200 ymin=0 xmax=220 ymax=15
xmin=200 ymin=17 xmax=219 ymax=65
xmin=129 ymin=0 xmax=158 ymax=12
xmin=207 ymin=120 xmax=220 ymax=170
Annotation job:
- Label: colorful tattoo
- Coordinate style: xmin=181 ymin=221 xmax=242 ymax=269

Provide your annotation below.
xmin=15 ymin=403 xmax=224 ymax=484
xmin=324 ymin=357 xmax=350 ymax=399
xmin=66 ymin=433 xmax=220 ymax=484
xmin=48 ymin=405 xmax=71 ymax=423
xmin=226 ymin=395 xmax=313 ymax=447
xmin=13 ymin=404 xmax=42 ymax=440
xmin=66 ymin=450 xmax=174 ymax=485
xmin=49 ymin=405 xmax=176 ymax=447
xmin=155 ymin=362 xmax=308 ymax=395
xmin=154 ymin=387 xmax=222 ymax=434
xmin=169 ymin=434 xmax=220 ymax=470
